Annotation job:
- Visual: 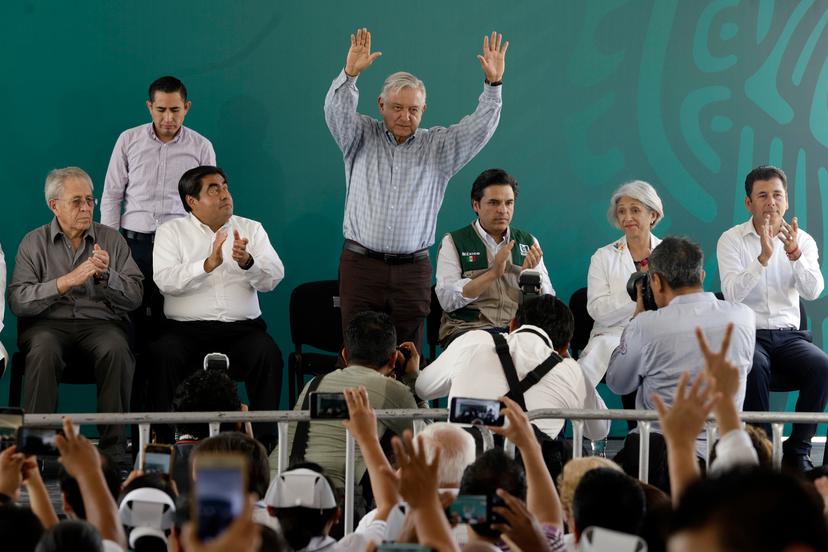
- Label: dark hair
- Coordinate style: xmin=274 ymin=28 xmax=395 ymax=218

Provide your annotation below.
xmin=35 ymin=520 xmax=103 ymax=552
xmin=59 ymin=451 xmax=122 ymax=520
xmin=193 ymin=432 xmax=270 ymax=498
xmin=133 ymin=535 xmax=167 ymax=552
xmin=271 ymin=462 xmax=339 ymax=550
xmin=572 ymin=467 xmax=646 ymax=537
xmin=0 ymin=504 xmax=44 ymax=552
xmin=173 ymin=369 xmax=242 ymax=439
xmin=670 ymin=468 xmax=828 ymax=552
xmin=119 ymin=472 xmax=178 ymax=503
xmin=648 ymin=236 xmax=704 ymax=290
xmin=178 ymin=165 xmax=227 ymax=212
xmin=514 ymin=295 xmax=574 ymax=350
xmin=460 ymin=449 xmax=527 ymax=538
xmin=148 ymin=76 xmax=188 ymax=103
xmin=710 ymin=425 xmax=772 ymax=469
xmin=745 ymin=165 xmax=787 ymax=197
xmin=470 ymin=168 xmax=519 ymax=203
xmin=343 ymin=311 xmax=397 ymax=369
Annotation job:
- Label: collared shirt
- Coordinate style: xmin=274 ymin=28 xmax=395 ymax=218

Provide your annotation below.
xmin=8 ymin=220 xmax=143 ymax=320
xmin=153 ymin=213 xmax=284 ymax=322
xmin=324 ymin=69 xmax=502 ymax=253
xmin=435 ymin=219 xmax=555 ymax=312
xmin=415 ymin=325 xmax=610 ymax=440
xmin=606 ymin=292 xmax=756 ymax=455
xmin=100 ymin=123 xmax=216 ymax=233
xmin=717 ymin=219 xmax=823 ymax=329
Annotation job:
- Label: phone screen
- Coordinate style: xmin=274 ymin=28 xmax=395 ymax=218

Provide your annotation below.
xmin=310 ymin=392 xmax=349 ymax=419
xmin=143 ymin=451 xmax=172 ymax=475
xmin=449 ymin=397 xmax=505 ymax=426
xmin=196 ymin=463 xmax=245 ymax=541
xmin=17 ymin=427 xmax=60 ymax=456
xmin=446 ymin=494 xmax=488 ymax=525
xmin=0 ymin=408 xmax=23 ymax=450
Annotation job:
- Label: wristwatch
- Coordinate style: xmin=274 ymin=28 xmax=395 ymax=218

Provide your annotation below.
xmin=485 ymin=79 xmax=503 ymax=86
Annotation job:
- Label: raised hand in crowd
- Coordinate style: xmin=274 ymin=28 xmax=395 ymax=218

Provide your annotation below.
xmin=345 ymin=27 xmax=382 ymax=77
xmin=779 ymin=217 xmax=801 ymax=260
xmin=758 ymin=213 xmax=775 ymax=266
xmin=22 ymin=453 xmax=59 ymax=529
xmin=652 ymin=372 xmax=720 ymax=504
xmin=521 ymin=243 xmax=543 ymax=270
xmin=182 ymin=494 xmax=261 ymax=552
xmin=488 ymin=395 xmax=563 ymax=528
xmin=697 ymin=323 xmax=740 ymax=434
xmin=89 ymin=243 xmax=110 ymax=277
xmin=477 ymin=31 xmax=509 ymax=83
xmin=55 ymin=416 xmax=127 ymax=549
xmin=203 ymin=229 xmax=228 ymax=273
xmin=389 ymin=430 xmax=458 ymax=552
xmin=232 ymin=229 xmax=252 ymax=269
xmin=491 ymin=489 xmax=553 ymax=552
xmin=0 ymin=445 xmax=25 ymax=500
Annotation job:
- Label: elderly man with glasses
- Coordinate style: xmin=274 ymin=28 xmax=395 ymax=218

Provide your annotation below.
xmin=9 ymin=167 xmax=143 ymax=463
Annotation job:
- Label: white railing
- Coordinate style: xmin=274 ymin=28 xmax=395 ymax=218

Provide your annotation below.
xmin=21 ymin=408 xmax=828 ymax=533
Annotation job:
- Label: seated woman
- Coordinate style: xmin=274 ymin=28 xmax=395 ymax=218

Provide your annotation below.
xmin=578 ymin=180 xmax=664 ymax=387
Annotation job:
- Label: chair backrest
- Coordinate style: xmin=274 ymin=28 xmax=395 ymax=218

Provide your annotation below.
xmin=568 ymin=287 xmax=593 ymax=359
xmin=426 ymin=285 xmax=442 ymax=361
xmin=289 ymin=280 xmax=343 ymax=353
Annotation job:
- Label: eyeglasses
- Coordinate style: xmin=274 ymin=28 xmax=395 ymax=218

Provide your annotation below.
xmin=57 ymin=197 xmax=98 ymax=209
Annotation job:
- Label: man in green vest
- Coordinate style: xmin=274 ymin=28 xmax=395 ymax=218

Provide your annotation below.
xmin=435 ymin=168 xmax=555 ymax=347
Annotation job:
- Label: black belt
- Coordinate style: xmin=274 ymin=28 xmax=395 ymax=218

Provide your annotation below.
xmin=122 ymin=229 xmax=155 ymax=243
xmin=343 ymin=240 xmax=428 ymax=264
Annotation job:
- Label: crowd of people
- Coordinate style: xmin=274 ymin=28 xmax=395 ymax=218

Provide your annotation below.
xmin=0 ymin=24 xmax=827 ymax=550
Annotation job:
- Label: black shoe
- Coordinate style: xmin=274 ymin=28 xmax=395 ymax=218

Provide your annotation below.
xmin=782 ymin=453 xmax=814 ymax=473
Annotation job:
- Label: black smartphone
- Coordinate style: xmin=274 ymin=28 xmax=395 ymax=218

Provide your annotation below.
xmin=309 ymin=392 xmax=349 ymax=419
xmin=0 ymin=408 xmax=23 ymax=450
xmin=445 ymin=494 xmax=505 ymax=526
xmin=377 ymin=544 xmax=436 ymax=551
xmin=449 ymin=397 xmax=505 ymax=426
xmin=17 ymin=427 xmax=60 ymax=456
xmin=142 ymin=443 xmax=175 ymax=475
xmin=194 ymin=453 xmax=248 ymax=542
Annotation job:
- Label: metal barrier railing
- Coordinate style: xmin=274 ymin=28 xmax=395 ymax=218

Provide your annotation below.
xmin=20 ymin=408 xmax=828 ymax=534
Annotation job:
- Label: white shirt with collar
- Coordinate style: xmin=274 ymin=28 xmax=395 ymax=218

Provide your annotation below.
xmin=153 ymin=213 xmax=284 ymax=321
xmin=717 ymin=219 xmax=823 ymax=329
xmin=578 ymin=234 xmax=661 ymax=386
xmin=435 ymin=219 xmax=555 ymax=312
xmin=415 ymin=325 xmax=610 ymax=440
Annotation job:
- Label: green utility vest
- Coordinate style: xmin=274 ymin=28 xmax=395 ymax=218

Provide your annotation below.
xmin=439 ymin=224 xmax=536 ymax=346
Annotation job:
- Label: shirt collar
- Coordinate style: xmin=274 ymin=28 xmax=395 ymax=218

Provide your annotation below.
xmin=50 ymin=217 xmax=95 ymax=244
xmin=667 ymin=291 xmax=716 ymax=306
xmin=383 ymin=125 xmax=417 ymax=146
xmin=147 ymin=123 xmax=186 ymax=144
xmin=512 ymin=324 xmax=553 ymax=343
xmin=738 ymin=218 xmax=760 ymax=238
xmin=473 ymin=219 xmax=510 ymax=246
xmin=187 ymin=212 xmax=232 ymax=234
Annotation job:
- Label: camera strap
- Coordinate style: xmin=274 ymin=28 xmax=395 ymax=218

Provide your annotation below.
xmin=289 ymin=374 xmax=327 ymax=467
xmin=491 ymin=332 xmax=562 ymax=411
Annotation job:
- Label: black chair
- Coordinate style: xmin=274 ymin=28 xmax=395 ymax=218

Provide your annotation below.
xmin=568 ymin=287 xmax=594 ymax=360
xmin=426 ymin=285 xmax=442 ymax=363
xmin=287 ymin=280 xmax=343 ymax=407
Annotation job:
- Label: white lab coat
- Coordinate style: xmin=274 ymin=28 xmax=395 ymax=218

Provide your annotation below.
xmin=578 ymin=234 xmax=661 ymax=386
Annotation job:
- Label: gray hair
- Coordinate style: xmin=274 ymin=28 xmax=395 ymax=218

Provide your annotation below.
xmin=44 ymin=167 xmax=93 ymax=204
xmin=418 ymin=422 xmax=475 ymax=485
xmin=380 ymin=71 xmax=427 ymax=104
xmin=649 ymin=236 xmax=704 ymax=289
xmin=607 ymin=180 xmax=664 ymax=230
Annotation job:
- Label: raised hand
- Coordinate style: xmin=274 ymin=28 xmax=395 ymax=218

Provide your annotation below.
xmin=487 ymin=396 xmax=536 ymax=452
xmin=652 ymin=372 xmax=720 ymax=451
xmin=345 ymin=28 xmax=382 ymax=77
xmin=520 ymin=243 xmax=542 ymax=270
xmin=758 ymin=214 xmax=774 ymax=266
xmin=492 ymin=240 xmax=515 ymax=277
xmin=390 ymin=430 xmax=441 ymax=509
xmin=204 ymin=230 xmax=228 ymax=273
xmin=232 ymin=229 xmax=252 ymax=268
xmin=491 ymin=489 xmax=553 ymax=552
xmin=778 ymin=217 xmax=801 ymax=259
xmin=477 ymin=32 xmax=509 ymax=83
xmin=696 ymin=324 xmax=739 ymax=400
xmin=342 ymin=386 xmax=379 ymax=445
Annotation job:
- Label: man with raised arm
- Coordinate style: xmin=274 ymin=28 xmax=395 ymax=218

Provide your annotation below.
xmin=717 ymin=164 xmax=828 ymax=471
xmin=325 ymin=27 xmax=508 ymax=353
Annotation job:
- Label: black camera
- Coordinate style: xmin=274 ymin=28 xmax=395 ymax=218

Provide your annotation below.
xmin=518 ymin=269 xmax=542 ymax=304
xmin=394 ymin=345 xmax=412 ymax=380
xmin=626 ymin=271 xmax=658 ymax=311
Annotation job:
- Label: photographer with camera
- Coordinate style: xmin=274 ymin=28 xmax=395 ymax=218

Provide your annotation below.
xmin=435 ymin=168 xmax=554 ymax=348
xmin=606 ymin=236 xmax=755 ymax=492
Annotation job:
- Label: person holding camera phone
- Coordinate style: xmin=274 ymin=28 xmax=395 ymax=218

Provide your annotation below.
xmin=606 ymin=236 xmax=755 ymax=492
xmin=435 ymin=168 xmax=554 ymax=348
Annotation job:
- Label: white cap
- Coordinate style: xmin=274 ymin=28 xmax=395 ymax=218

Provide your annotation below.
xmin=264 ymin=468 xmax=337 ymax=509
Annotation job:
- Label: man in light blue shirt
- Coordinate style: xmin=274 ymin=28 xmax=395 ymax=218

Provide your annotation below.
xmin=606 ymin=236 xmax=755 ymax=492
xmin=325 ymin=28 xmax=508 ymax=352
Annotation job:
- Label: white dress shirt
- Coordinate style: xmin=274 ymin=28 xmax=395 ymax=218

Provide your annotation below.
xmin=416 ymin=325 xmax=610 ymax=440
xmin=578 ymin=234 xmax=661 ymax=386
xmin=153 ymin=213 xmax=284 ymax=321
xmin=607 ymin=292 xmax=756 ymax=455
xmin=717 ymin=219 xmax=823 ymax=329
xmin=435 ymin=219 xmax=555 ymax=312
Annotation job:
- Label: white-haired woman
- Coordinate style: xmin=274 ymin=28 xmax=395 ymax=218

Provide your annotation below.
xmin=579 ymin=180 xmax=664 ymax=387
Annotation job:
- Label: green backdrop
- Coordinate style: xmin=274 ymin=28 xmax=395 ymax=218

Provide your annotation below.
xmin=2 ymin=1 xmax=828 ymax=436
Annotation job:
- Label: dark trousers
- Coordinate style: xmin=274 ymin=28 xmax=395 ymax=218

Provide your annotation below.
xmin=338 ymin=249 xmax=432 ymax=353
xmin=744 ymin=329 xmax=828 ymax=456
xmin=147 ymin=318 xmax=283 ymax=441
xmin=19 ymin=319 xmax=134 ymax=451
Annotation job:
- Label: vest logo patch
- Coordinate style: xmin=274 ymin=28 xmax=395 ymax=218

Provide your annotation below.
xmin=519 ymin=243 xmax=530 ymax=256
xmin=462 ymin=251 xmax=482 ymax=263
